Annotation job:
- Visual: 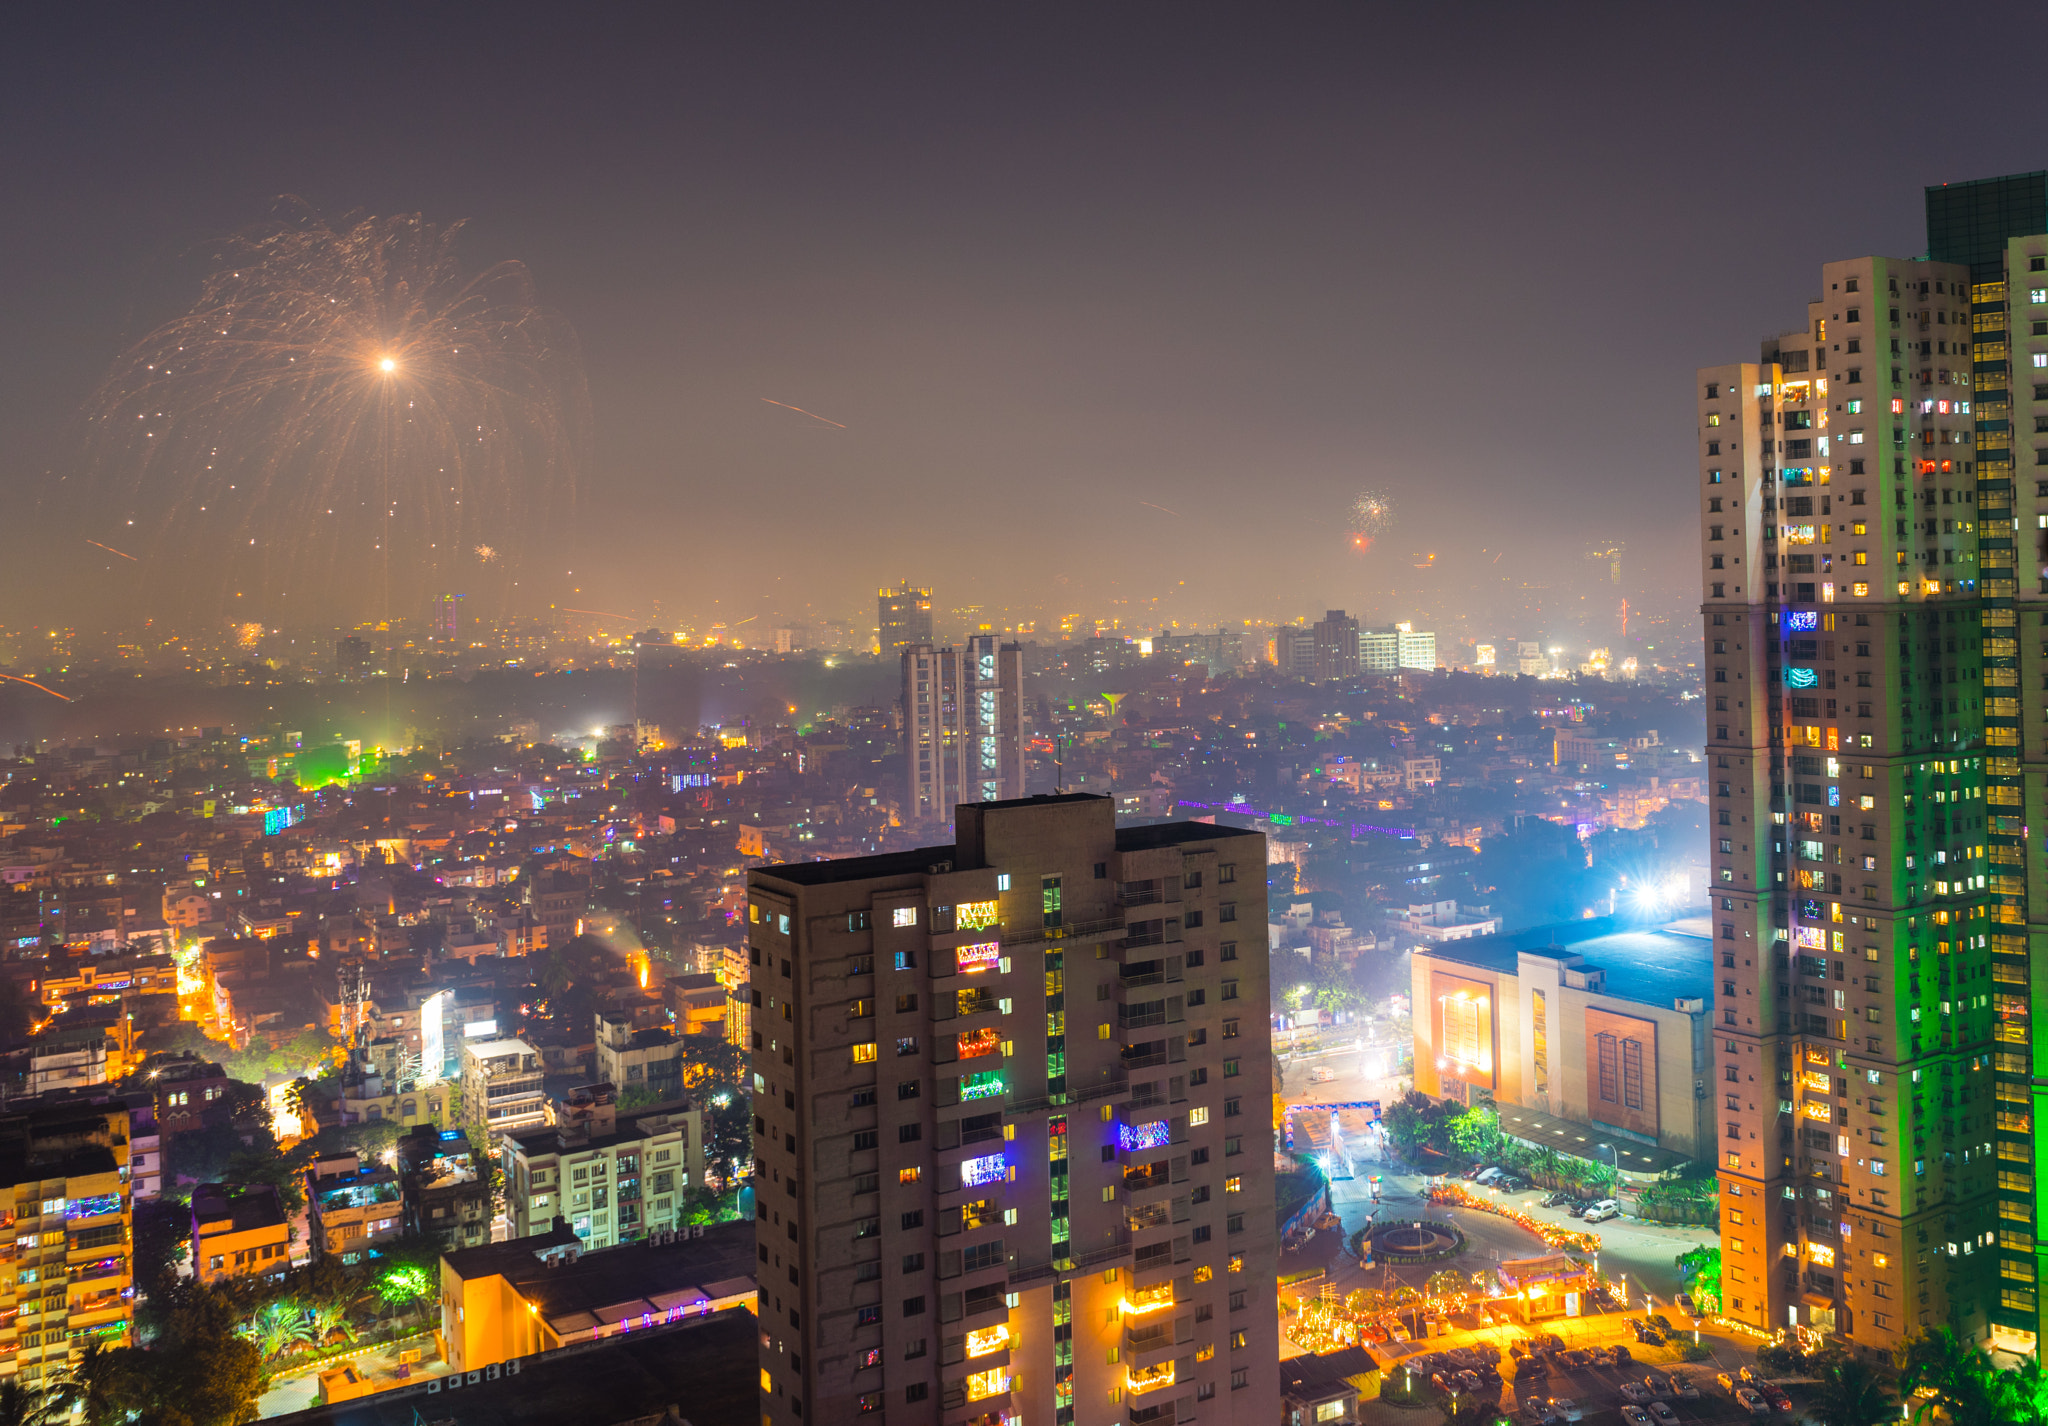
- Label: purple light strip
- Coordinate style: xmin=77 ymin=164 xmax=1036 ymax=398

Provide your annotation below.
xmin=1174 ymin=799 xmax=1416 ymax=840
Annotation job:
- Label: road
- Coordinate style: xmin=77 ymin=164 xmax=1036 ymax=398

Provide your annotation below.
xmin=1279 ymin=1042 xmax=1717 ymax=1308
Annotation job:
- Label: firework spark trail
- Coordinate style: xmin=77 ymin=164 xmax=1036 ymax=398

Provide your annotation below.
xmin=760 ymin=398 xmax=847 ymax=429
xmin=84 ymin=540 xmax=138 ymax=561
xmin=82 ymin=197 xmax=587 ymax=625
xmin=0 ymin=675 xmax=71 ymax=701
xmin=1137 ymin=501 xmax=1181 ymax=517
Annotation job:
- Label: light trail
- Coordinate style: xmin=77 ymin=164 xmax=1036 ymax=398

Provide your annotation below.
xmin=1137 ymin=501 xmax=1181 ymax=517
xmin=84 ymin=539 xmax=139 ymax=561
xmin=760 ymin=398 xmax=847 ymax=429
xmin=0 ymin=675 xmax=71 ymax=701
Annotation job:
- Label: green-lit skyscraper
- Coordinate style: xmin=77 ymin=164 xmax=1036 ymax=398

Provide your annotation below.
xmin=1693 ymin=171 xmax=2048 ymax=1360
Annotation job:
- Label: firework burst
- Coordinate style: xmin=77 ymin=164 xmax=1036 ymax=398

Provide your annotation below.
xmin=1348 ymin=489 xmax=1393 ymax=551
xmin=84 ymin=198 xmax=587 ymax=624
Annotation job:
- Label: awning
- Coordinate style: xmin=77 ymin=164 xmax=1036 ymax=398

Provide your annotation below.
xmin=1493 ymin=1104 xmax=1693 ymax=1176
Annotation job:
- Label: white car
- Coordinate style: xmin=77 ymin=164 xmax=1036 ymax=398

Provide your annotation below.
xmin=1619 ymin=1383 xmax=1654 ymax=1404
xmin=1545 ymin=1398 xmax=1583 ymax=1422
xmin=1581 ymin=1199 xmax=1621 ymax=1222
xmin=1475 ymin=1167 xmax=1507 ymax=1185
xmin=1620 ymin=1410 xmax=1652 ymax=1426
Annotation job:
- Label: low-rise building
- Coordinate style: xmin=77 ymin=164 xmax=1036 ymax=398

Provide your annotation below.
xmin=504 ymin=1091 xmax=705 ymax=1249
xmin=140 ymin=1052 xmax=231 ymax=1134
xmin=1394 ymin=899 xmax=1503 ymax=944
xmin=594 ymin=1013 xmax=683 ymax=1103
xmin=1411 ymin=913 xmax=1714 ymax=1173
xmin=397 ymin=1125 xmax=490 ymax=1251
xmin=461 ymin=1037 xmax=547 ymax=1143
xmin=306 ymin=1152 xmax=403 ymax=1262
xmin=439 ymin=1219 xmax=756 ymax=1374
xmin=191 ymin=1182 xmax=291 ymax=1284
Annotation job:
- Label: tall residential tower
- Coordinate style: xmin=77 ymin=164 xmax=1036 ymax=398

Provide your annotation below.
xmin=902 ymin=637 xmax=1027 ymax=826
xmin=747 ymin=794 xmax=1278 ymax=1426
xmin=880 ymin=584 xmax=936 ymax=656
xmin=1699 ymin=171 xmax=2048 ymax=1359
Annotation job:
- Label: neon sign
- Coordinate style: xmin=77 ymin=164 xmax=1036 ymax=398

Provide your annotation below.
xmin=961 ymin=1153 xmax=1007 ymax=1186
xmin=956 ymin=942 xmax=1001 ymax=973
xmin=1795 ymin=926 xmax=1826 ymax=949
xmin=956 ymin=901 xmax=1000 ymax=931
xmin=1786 ymin=611 xmax=1818 ymax=631
xmin=1785 ymin=668 xmax=1819 ymax=689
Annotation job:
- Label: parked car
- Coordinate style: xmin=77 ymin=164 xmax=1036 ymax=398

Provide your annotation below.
xmin=1675 ymin=1292 xmax=1697 ymax=1316
xmin=1668 ymin=1372 xmax=1698 ymax=1399
xmin=1620 ymin=1409 xmax=1652 ymax=1426
xmin=1716 ymin=1372 xmax=1740 ymax=1394
xmin=1612 ymin=1345 xmax=1634 ymax=1367
xmin=1759 ymin=1382 xmax=1791 ymax=1412
xmin=1462 ymin=1165 xmax=1488 ymax=1180
xmin=1519 ymin=1403 xmax=1562 ymax=1426
xmin=1643 ymin=1374 xmax=1672 ymax=1398
xmin=1309 ymin=1066 xmax=1336 ymax=1083
xmin=1619 ymin=1383 xmax=1654 ymax=1404
xmin=1734 ymin=1386 xmax=1771 ymax=1417
xmin=1475 ymin=1167 xmax=1507 ymax=1185
xmin=1581 ymin=1199 xmax=1622 ymax=1223
xmin=1545 ymin=1398 xmax=1583 ymax=1423
xmin=1649 ymin=1313 xmax=1678 ymax=1336
xmin=1543 ymin=1190 xmax=1576 ymax=1208
xmin=1648 ymin=1403 xmax=1679 ymax=1426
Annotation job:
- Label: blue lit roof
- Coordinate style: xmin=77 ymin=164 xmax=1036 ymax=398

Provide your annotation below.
xmin=1421 ymin=913 xmax=1713 ymax=1011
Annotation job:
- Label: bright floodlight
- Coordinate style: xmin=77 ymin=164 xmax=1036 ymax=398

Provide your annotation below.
xmin=378 ymin=356 xmax=397 ymax=373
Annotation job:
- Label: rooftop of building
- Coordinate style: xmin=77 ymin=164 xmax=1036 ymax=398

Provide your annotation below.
xmin=505 ymin=1099 xmax=696 ymax=1160
xmin=193 ymin=1181 xmax=287 ymax=1234
xmin=1416 ymin=911 xmax=1713 ymax=1011
xmin=757 ymin=804 xmax=1256 ymax=887
xmin=263 ymin=1306 xmax=759 ymax=1426
xmin=444 ymin=1220 xmax=756 ymax=1334
xmin=1281 ymin=1345 xmax=1377 ymax=1403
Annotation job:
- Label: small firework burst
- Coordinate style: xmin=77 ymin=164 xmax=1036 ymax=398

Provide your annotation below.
xmin=1348 ymin=490 xmax=1394 ymax=550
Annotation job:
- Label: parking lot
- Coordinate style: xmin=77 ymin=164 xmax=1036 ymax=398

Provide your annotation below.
xmin=1368 ymin=1320 xmax=1800 ymax=1426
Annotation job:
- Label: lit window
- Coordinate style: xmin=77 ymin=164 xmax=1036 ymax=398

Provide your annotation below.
xmin=996 ymin=874 xmax=1010 ymax=891
xmin=2033 ymin=288 xmax=2047 ymax=304
xmin=1189 ymin=1107 xmax=1209 ymax=1126
xmin=1227 ymin=1255 xmax=1243 ymax=1273
xmin=892 ymin=907 xmax=918 ymax=928
xmin=853 ymin=1043 xmax=878 ymax=1064
xmin=898 ymin=1167 xmax=921 ymax=1184
xmin=1224 ymin=1177 xmax=1241 ymax=1193
xmin=2035 ymin=353 xmax=2047 ymax=369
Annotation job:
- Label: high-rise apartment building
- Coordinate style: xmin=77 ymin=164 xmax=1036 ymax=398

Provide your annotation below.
xmin=747 ymin=794 xmax=1278 ymax=1426
xmin=902 ymin=637 xmax=1026 ymax=825
xmin=1310 ymin=610 xmax=1359 ymax=681
xmin=880 ymin=584 xmax=936 ymax=656
xmin=1698 ymin=172 xmax=2048 ymax=1358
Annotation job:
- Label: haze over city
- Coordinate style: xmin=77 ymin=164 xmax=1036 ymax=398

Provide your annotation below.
xmin=5 ymin=6 xmax=2048 ymax=1426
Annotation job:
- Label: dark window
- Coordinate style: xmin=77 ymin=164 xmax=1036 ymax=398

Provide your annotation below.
xmin=898 ymin=1124 xmax=922 ymax=1143
xmin=902 ymin=1297 xmax=926 ymax=1317
xmin=1596 ymin=1032 xmax=1618 ymax=1104
xmin=901 ymin=1211 xmax=924 ymax=1230
xmin=904 ymin=1383 xmax=928 ymax=1403
xmin=1621 ymin=1038 xmax=1644 ymax=1111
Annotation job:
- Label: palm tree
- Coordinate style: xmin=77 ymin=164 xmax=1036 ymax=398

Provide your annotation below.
xmin=0 ymin=1378 xmax=71 ymax=1426
xmin=243 ymin=1298 xmax=315 ymax=1360
xmin=1989 ymin=1352 xmax=2048 ymax=1426
xmin=1803 ymin=1354 xmax=1896 ymax=1426
xmin=1895 ymin=1326 xmax=1995 ymax=1426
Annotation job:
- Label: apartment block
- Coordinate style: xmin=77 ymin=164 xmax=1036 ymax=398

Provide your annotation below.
xmin=902 ymin=638 xmax=1027 ymax=826
xmin=880 ymin=585 xmax=936 ymax=656
xmin=463 ymin=1037 xmax=548 ymax=1146
xmin=306 ymin=1151 xmax=403 ymax=1262
xmin=504 ymin=1092 xmax=706 ymax=1248
xmin=1697 ymin=172 xmax=2048 ymax=1357
xmin=397 ymin=1125 xmax=491 ymax=1252
xmin=0 ymin=1098 xmax=135 ymax=1388
xmin=747 ymin=793 xmax=1278 ymax=1426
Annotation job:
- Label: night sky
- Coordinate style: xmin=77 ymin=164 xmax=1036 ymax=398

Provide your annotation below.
xmin=10 ymin=4 xmax=2048 ymax=652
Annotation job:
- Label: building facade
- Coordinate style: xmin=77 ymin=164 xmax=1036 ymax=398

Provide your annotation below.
xmin=462 ymin=1038 xmax=549 ymax=1145
xmin=1410 ymin=919 xmax=1714 ymax=1170
xmin=0 ymin=1098 xmax=136 ymax=1388
xmin=880 ymin=585 xmax=936 ymax=656
xmin=1698 ymin=171 xmax=2048 ymax=1357
xmin=901 ymin=638 xmax=1027 ymax=826
xmin=504 ymin=1096 xmax=706 ymax=1248
xmin=747 ymin=794 xmax=1279 ymax=1426
xmin=398 ymin=1125 xmax=491 ymax=1252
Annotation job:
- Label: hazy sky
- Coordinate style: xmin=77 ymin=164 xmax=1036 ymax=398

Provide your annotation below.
xmin=10 ymin=3 xmax=2048 ymax=651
